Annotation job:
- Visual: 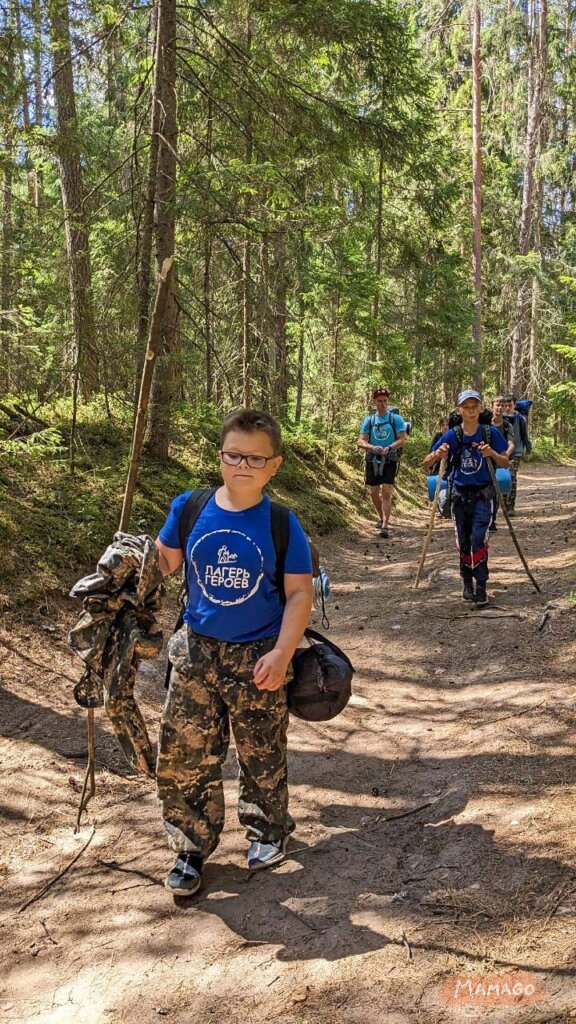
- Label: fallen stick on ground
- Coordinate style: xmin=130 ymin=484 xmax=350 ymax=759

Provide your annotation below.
xmin=18 ymin=827 xmax=95 ymax=912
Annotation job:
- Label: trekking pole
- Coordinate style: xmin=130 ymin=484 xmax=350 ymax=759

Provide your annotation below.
xmin=486 ymin=459 xmax=541 ymax=594
xmin=414 ymin=458 xmax=447 ymax=589
xmin=75 ymin=256 xmax=175 ymax=830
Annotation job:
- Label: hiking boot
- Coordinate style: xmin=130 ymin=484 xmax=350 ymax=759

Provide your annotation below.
xmin=474 ymin=585 xmax=488 ymax=607
xmin=375 ymin=519 xmax=383 ymax=530
xmin=165 ymin=852 xmax=203 ymax=896
xmin=489 ymin=522 xmax=497 ymax=532
xmin=380 ymin=526 xmax=389 ymax=539
xmin=462 ymin=582 xmax=475 ymax=602
xmin=507 ymin=509 xmax=516 ymax=518
xmin=247 ymin=836 xmax=288 ymax=871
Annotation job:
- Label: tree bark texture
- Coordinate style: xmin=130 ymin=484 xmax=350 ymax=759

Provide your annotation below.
xmin=148 ymin=0 xmax=178 ymax=460
xmin=471 ymin=0 xmax=483 ymax=390
xmin=510 ymin=0 xmax=547 ymax=396
xmin=48 ymin=0 xmax=98 ymax=398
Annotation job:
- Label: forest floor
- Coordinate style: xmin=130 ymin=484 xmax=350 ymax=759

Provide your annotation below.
xmin=2 ymin=463 xmax=576 ymax=1024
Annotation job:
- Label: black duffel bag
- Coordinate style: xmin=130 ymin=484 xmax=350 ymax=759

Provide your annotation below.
xmin=288 ymin=628 xmax=354 ymax=722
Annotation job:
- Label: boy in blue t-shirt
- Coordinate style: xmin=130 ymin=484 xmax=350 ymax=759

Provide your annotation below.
xmin=423 ymin=389 xmax=509 ymax=606
xmin=155 ymin=409 xmax=313 ymax=896
xmin=357 ymin=386 xmax=407 ymax=538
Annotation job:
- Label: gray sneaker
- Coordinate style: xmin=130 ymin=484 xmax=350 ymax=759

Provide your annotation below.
xmin=165 ymin=852 xmax=202 ymax=896
xmin=247 ymin=836 xmax=288 ymax=871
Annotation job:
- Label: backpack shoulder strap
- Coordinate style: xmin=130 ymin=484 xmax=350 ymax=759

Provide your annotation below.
xmin=482 ymin=424 xmax=491 ymax=445
xmin=178 ymin=487 xmax=217 ymax=565
xmin=387 ymin=411 xmax=398 ymax=440
xmin=270 ymin=501 xmax=291 ymax=605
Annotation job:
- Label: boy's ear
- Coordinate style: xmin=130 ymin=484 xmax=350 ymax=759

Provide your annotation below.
xmin=270 ymin=455 xmax=282 ymax=475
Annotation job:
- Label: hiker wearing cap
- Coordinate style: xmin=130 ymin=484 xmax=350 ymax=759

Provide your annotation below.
xmin=502 ymin=395 xmax=532 ymax=516
xmin=423 ymin=389 xmax=509 ymax=606
xmin=358 ymin=388 xmax=407 ymax=538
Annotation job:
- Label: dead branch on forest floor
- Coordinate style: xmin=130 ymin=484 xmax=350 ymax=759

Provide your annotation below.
xmin=18 ymin=827 xmax=95 ymax=912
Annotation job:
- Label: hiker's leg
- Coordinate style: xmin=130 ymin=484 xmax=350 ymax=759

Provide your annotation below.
xmin=157 ymin=628 xmax=229 ymax=859
xmin=381 ymin=483 xmax=394 ymax=526
xmin=221 ymin=639 xmax=295 ymax=843
xmin=368 ymin=484 xmax=383 ymax=521
xmin=452 ymin=499 xmax=474 ymax=580
xmin=505 ymin=458 xmax=520 ymax=510
xmin=470 ymin=497 xmax=492 ymax=584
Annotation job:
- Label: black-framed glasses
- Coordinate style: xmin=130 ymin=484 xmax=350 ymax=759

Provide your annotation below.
xmin=219 ymin=450 xmax=277 ymax=469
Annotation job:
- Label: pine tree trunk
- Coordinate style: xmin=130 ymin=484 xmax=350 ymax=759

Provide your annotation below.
xmin=372 ymin=145 xmax=384 ymax=362
xmin=48 ymin=0 xmax=98 ymax=399
xmin=32 ymin=0 xmax=43 ymax=209
xmin=272 ymin=230 xmax=288 ymax=417
xmin=147 ymin=0 xmax=178 ymax=460
xmin=510 ymin=0 xmax=547 ymax=395
xmin=135 ymin=4 xmax=162 ymax=406
xmin=204 ymin=95 xmax=214 ymax=403
xmin=241 ymin=11 xmax=253 ymax=408
xmin=1 ymin=141 xmax=13 ymax=393
xmin=471 ymin=0 xmax=483 ymax=389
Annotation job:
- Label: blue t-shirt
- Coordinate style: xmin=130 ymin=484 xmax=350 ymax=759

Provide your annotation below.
xmin=432 ymin=425 xmax=507 ymax=488
xmin=158 ymin=492 xmax=313 ymax=643
xmin=360 ymin=411 xmax=406 ymax=449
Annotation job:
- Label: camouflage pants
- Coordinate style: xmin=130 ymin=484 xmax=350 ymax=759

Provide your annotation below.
xmin=156 ymin=626 xmax=294 ymax=859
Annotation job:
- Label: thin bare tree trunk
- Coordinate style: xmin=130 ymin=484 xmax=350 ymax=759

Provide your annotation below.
xmin=32 ymin=0 xmax=43 ymax=209
xmin=372 ymin=144 xmax=384 ymax=363
xmin=510 ymin=0 xmax=547 ymax=395
xmin=294 ymin=230 xmax=307 ymax=425
xmin=1 ymin=139 xmax=13 ymax=393
xmin=471 ymin=0 xmax=483 ymax=389
xmin=241 ymin=11 xmax=253 ymax=408
xmin=272 ymin=230 xmax=288 ymax=417
xmin=148 ymin=0 xmax=178 ymax=459
xmin=204 ymin=95 xmax=214 ymax=403
xmin=135 ymin=4 xmax=162 ymax=408
xmin=48 ymin=0 xmax=98 ymax=398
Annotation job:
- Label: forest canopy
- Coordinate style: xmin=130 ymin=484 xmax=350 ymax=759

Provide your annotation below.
xmin=1 ymin=0 xmax=575 ymax=454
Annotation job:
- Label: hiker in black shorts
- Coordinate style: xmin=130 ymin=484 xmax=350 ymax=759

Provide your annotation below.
xmin=358 ymin=387 xmax=407 ymax=538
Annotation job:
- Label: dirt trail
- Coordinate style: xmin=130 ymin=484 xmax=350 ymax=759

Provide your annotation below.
xmin=2 ymin=464 xmax=576 ymax=1024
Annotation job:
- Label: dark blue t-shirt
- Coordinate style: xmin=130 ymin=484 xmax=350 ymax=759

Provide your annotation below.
xmin=432 ymin=425 xmax=507 ymax=488
xmin=158 ymin=492 xmax=312 ymax=642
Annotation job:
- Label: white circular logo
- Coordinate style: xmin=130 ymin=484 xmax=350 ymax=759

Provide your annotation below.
xmin=190 ymin=529 xmax=264 ymax=606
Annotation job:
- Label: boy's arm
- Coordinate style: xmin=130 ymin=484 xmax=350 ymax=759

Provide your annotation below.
xmin=155 ymin=537 xmax=184 ymax=576
xmin=424 ymin=433 xmax=451 ymax=468
xmin=253 ymin=573 xmax=314 ymax=691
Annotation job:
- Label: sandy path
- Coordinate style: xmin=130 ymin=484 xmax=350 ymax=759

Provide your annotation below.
xmin=1 ymin=463 xmax=576 ymax=1024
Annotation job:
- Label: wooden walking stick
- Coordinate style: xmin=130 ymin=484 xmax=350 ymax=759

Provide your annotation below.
xmin=414 ymin=458 xmax=447 ymax=589
xmin=75 ymin=256 xmax=176 ymax=830
xmin=485 ymin=459 xmax=541 ymax=593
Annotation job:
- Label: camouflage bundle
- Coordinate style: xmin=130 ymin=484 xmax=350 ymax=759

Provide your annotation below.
xmin=68 ymin=533 xmax=165 ymax=776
